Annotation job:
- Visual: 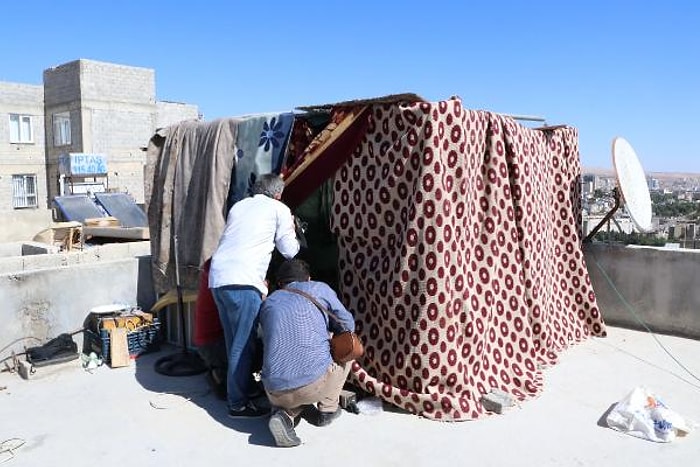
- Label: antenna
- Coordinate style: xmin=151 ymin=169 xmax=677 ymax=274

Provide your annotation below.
xmin=584 ymin=137 xmax=653 ymax=242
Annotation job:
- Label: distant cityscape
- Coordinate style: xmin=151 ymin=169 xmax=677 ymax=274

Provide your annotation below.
xmin=581 ymin=169 xmax=700 ymax=248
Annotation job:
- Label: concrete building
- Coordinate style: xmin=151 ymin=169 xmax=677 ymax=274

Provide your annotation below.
xmin=648 ymin=176 xmax=660 ymax=191
xmin=0 ymin=59 xmax=199 ymax=242
xmin=581 ymin=174 xmax=595 ymax=195
xmin=0 ymin=81 xmax=54 ymax=236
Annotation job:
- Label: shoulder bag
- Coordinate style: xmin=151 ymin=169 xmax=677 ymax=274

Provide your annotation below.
xmin=283 ymin=287 xmax=364 ymax=364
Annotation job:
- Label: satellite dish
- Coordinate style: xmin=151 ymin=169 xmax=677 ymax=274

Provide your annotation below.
xmin=584 ymin=137 xmax=652 ymax=242
xmin=612 ymin=137 xmax=652 ymax=232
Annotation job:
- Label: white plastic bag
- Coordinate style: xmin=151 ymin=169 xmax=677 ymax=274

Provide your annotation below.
xmin=606 ymin=386 xmax=696 ymax=442
xmin=356 ymin=397 xmax=384 ymax=416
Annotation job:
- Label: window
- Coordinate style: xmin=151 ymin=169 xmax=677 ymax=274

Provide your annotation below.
xmin=9 ymin=114 xmax=34 ymax=143
xmin=12 ymin=174 xmax=38 ymax=208
xmin=53 ymin=112 xmax=71 ymax=146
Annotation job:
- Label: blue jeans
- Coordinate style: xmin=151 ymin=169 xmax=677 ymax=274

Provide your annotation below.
xmin=211 ymin=285 xmax=262 ymax=409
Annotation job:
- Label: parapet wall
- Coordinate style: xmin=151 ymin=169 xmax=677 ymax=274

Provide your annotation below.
xmin=2 ymin=240 xmax=697 ymax=361
xmin=0 ymin=241 xmax=155 ymax=355
xmin=584 ymin=243 xmax=700 ymax=340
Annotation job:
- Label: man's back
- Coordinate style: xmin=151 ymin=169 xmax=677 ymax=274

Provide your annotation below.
xmin=209 ymin=194 xmax=299 ymax=294
xmin=259 ymin=281 xmax=355 ymax=391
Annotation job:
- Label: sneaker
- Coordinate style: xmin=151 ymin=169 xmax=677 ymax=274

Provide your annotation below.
xmin=301 ymin=405 xmax=342 ymax=427
xmin=268 ymin=410 xmax=302 ymax=447
xmin=228 ymin=401 xmax=270 ymax=419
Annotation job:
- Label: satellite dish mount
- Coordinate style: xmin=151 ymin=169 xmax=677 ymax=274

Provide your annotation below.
xmin=584 ymin=187 xmax=622 ymax=242
xmin=584 ymin=137 xmax=652 ymax=243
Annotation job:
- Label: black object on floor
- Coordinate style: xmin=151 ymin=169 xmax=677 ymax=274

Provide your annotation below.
xmin=26 ymin=333 xmax=79 ymax=367
xmin=154 ymin=350 xmax=207 ymax=376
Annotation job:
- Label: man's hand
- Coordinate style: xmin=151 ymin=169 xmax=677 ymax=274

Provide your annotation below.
xmin=294 ymin=216 xmax=308 ymax=248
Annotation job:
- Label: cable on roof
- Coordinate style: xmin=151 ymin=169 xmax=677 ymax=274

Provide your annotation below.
xmin=591 ymin=255 xmax=700 ymax=385
xmin=0 ymin=337 xmax=41 ymax=358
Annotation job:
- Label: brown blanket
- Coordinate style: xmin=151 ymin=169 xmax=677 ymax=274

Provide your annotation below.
xmin=145 ymin=118 xmax=239 ymax=293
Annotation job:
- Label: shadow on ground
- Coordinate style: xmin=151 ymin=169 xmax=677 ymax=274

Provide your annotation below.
xmin=132 ymin=345 xmax=275 ymax=447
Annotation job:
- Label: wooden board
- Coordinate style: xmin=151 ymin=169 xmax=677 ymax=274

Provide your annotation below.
xmin=109 ymin=327 xmax=131 ymax=368
xmin=83 ymin=226 xmax=150 ymax=240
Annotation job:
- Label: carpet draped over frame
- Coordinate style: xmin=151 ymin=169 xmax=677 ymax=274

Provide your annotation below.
xmin=328 ymin=98 xmax=606 ymax=421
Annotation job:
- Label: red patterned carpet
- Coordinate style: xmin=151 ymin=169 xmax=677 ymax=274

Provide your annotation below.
xmin=329 ymin=98 xmax=605 ymax=420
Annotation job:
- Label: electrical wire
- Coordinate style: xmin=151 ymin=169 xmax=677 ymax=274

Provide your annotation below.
xmin=0 ymin=329 xmax=83 ymax=359
xmin=0 ymin=338 xmax=39 ymax=372
xmin=0 ymin=331 xmax=83 ymax=371
xmin=591 ymin=254 xmax=700 ymax=384
xmin=0 ymin=337 xmax=41 ymax=357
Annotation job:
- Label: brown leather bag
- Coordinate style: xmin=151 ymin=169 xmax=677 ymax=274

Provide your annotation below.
xmin=284 ymin=287 xmax=364 ymax=364
xmin=330 ymin=331 xmax=364 ymax=364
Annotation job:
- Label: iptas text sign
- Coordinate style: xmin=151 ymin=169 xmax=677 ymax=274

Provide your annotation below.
xmin=67 ymin=153 xmax=107 ymax=175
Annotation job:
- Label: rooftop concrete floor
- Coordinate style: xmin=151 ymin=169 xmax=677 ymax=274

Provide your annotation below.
xmin=1 ymin=326 xmax=699 ymax=467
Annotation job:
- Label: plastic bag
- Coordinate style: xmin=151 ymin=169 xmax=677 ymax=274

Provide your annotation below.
xmin=606 ymin=386 xmax=696 ymax=442
xmin=356 ymin=397 xmax=384 ymax=416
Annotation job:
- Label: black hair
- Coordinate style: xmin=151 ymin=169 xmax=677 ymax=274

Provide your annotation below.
xmin=276 ymin=259 xmax=311 ymax=287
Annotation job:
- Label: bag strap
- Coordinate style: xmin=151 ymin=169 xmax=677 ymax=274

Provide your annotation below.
xmin=283 ymin=287 xmax=341 ymax=327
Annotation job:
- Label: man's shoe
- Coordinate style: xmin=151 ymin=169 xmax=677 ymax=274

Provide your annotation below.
xmin=269 ymin=410 xmax=302 ymax=447
xmin=316 ymin=407 xmax=342 ymax=426
xmin=228 ymin=401 xmax=270 ymax=419
xmin=301 ymin=405 xmax=342 ymax=427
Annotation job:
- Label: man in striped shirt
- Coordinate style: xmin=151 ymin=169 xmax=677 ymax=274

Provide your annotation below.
xmin=259 ymin=259 xmax=356 ymax=447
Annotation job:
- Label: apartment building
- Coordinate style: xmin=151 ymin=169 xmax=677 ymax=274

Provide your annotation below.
xmin=0 ymin=82 xmax=47 ymax=208
xmin=0 ymin=59 xmax=199 ymax=241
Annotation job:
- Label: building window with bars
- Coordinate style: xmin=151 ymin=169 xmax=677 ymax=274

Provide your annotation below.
xmin=53 ymin=112 xmax=72 ymax=146
xmin=12 ymin=174 xmax=38 ymax=208
xmin=9 ymin=114 xmax=34 ymax=144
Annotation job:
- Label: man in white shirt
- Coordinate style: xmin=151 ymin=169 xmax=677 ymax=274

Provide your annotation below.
xmin=209 ymin=173 xmax=300 ymax=418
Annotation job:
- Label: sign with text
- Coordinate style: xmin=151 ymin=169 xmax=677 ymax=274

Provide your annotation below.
xmin=58 ymin=153 xmax=108 ymax=176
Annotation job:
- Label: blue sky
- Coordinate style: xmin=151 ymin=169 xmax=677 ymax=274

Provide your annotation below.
xmin=2 ymin=1 xmax=698 ymax=173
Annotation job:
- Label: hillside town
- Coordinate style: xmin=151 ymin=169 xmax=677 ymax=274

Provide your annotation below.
xmin=582 ymin=170 xmax=700 ymax=247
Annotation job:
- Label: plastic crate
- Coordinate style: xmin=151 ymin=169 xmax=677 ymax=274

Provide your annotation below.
xmin=83 ymin=319 xmax=161 ymax=364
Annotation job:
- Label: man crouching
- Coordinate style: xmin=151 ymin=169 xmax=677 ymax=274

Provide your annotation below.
xmin=259 ymin=259 xmax=356 ymax=447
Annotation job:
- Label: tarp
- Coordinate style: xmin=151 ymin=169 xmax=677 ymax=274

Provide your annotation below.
xmin=146 ymin=119 xmax=239 ymax=293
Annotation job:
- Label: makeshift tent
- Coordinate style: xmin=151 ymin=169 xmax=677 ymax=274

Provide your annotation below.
xmin=146 ymin=95 xmax=606 ymax=421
